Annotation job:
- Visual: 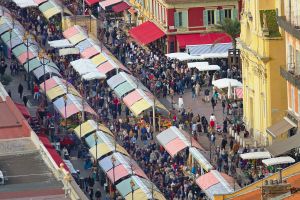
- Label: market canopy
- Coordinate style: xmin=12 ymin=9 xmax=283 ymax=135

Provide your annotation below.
xmin=12 ymin=0 xmax=47 ymax=8
xmin=82 ymin=72 xmax=107 ymax=80
xmin=89 ymin=142 xmax=129 ymax=160
xmin=123 ymin=89 xmax=168 ymax=117
xmin=85 ymin=0 xmax=100 ymax=6
xmin=75 ymin=38 xmax=99 ymax=52
xmin=176 ymin=33 xmax=231 ymax=49
xmin=188 ymin=62 xmax=221 ymax=71
xmin=240 ymin=151 xmax=271 ymax=160
xmin=81 ymin=46 xmax=101 ymax=58
xmin=186 ymin=43 xmax=232 ymax=59
xmin=189 ymin=147 xmax=213 ymax=172
xmin=196 ymin=170 xmax=234 ymax=199
xmin=70 ymin=59 xmax=101 ymax=76
xmin=74 ymin=119 xmax=113 ymax=138
xmin=63 ymin=26 xmax=88 ymax=45
xmin=112 ymin=1 xmax=130 ymax=13
xmin=39 ymin=0 xmax=72 ymax=19
xmin=117 ymin=176 xmax=166 ymax=200
xmin=97 ymin=59 xmax=129 ymax=74
xmin=234 ymin=87 xmax=243 ymax=99
xmin=212 ymin=78 xmax=242 ymax=89
xmin=53 ymin=93 xmax=96 ymax=119
xmin=156 ymin=126 xmax=204 ymax=157
xmin=266 ymin=117 xmax=296 ymax=138
xmin=262 ymin=156 xmax=295 ymax=166
xmin=46 ymin=84 xmax=81 ymax=101
xmin=40 ymin=76 xmax=67 ymax=91
xmin=91 ymin=53 xmax=107 ymax=66
xmin=23 ymin=57 xmax=58 ymax=73
xmin=0 ymin=16 xmax=25 ymax=35
xmin=129 ymin=21 xmax=165 ymax=45
xmin=48 ymin=39 xmax=73 ymax=48
xmin=99 ymin=0 xmax=122 ymax=10
xmin=165 ymin=52 xmax=203 ymax=61
xmin=266 ymin=133 xmax=300 ymax=156
xmin=33 ymin=64 xmax=61 ymax=80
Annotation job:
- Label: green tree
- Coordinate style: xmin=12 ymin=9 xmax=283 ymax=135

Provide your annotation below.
xmin=214 ymin=18 xmax=241 ymax=65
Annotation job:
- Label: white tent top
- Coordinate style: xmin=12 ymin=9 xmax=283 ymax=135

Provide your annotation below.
xmin=212 ymin=78 xmax=243 ymax=89
xmin=240 ymin=151 xmax=271 ymax=160
xmin=59 ymin=48 xmax=79 ymax=56
xmin=165 ymin=52 xmax=203 ymax=61
xmin=82 ymin=72 xmax=106 ymax=81
xmin=188 ymin=62 xmax=221 ymax=71
xmin=70 ymin=59 xmax=98 ymax=75
xmin=262 ymin=156 xmax=295 ymax=166
xmin=189 ymin=147 xmax=213 ymax=172
xmin=48 ymin=39 xmax=73 ymax=48
xmin=12 ymin=0 xmax=39 ymax=8
xmin=186 ymin=43 xmax=232 ymax=59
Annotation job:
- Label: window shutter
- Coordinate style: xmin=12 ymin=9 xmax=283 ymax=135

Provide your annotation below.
xmin=216 ymin=10 xmax=220 ymax=24
xmin=182 ymin=11 xmax=188 ymax=27
xmin=203 ymin=10 xmax=208 ymax=26
xmin=174 ymin=12 xmax=179 ymax=27
xmin=220 ymin=9 xmax=225 ymax=22
xmin=232 ymin=8 xmax=238 ymax=19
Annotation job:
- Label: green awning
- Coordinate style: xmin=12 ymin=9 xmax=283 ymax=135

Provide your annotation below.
xmin=23 ymin=58 xmax=59 ymax=72
xmin=114 ymin=82 xmax=135 ymax=98
xmin=12 ymin=44 xmax=27 ymax=57
xmin=39 ymin=2 xmax=54 ymax=12
xmin=116 ymin=177 xmax=140 ymax=197
xmin=1 ymin=31 xmax=18 ymax=43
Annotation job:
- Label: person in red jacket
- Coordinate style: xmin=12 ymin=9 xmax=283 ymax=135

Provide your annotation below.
xmin=33 ymin=83 xmax=39 ymax=100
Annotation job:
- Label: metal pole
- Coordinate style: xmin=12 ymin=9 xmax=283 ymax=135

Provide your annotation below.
xmin=26 ymin=42 xmax=30 ymax=89
xmin=43 ymin=58 xmax=47 ymax=106
xmin=65 ymin=101 xmax=67 ymax=133
xmin=153 ymin=98 xmax=156 ymax=133
xmin=113 ymin=163 xmax=116 ymax=200
xmin=82 ymin=0 xmax=85 ymax=15
xmin=132 ymin=188 xmax=134 ymax=200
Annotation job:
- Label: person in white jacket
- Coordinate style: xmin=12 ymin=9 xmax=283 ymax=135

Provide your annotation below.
xmin=178 ymin=96 xmax=184 ymax=111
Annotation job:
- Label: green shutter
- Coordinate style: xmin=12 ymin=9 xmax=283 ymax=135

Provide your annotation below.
xmin=182 ymin=11 xmax=188 ymax=27
xmin=203 ymin=10 xmax=208 ymax=26
xmin=232 ymin=8 xmax=238 ymax=19
xmin=174 ymin=12 xmax=179 ymax=27
xmin=216 ymin=10 xmax=220 ymax=24
xmin=220 ymin=9 xmax=225 ymax=22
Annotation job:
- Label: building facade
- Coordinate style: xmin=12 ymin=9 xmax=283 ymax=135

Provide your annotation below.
xmin=240 ymin=0 xmax=287 ymax=146
xmin=129 ymin=0 xmax=242 ymax=52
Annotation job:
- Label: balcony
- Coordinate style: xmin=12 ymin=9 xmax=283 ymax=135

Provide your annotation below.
xmin=277 ymin=16 xmax=300 ymax=40
xmin=280 ymin=67 xmax=300 ymax=89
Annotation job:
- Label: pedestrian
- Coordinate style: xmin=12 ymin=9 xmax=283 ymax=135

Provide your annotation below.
xmin=23 ymin=95 xmax=28 ymax=107
xmin=222 ymin=99 xmax=226 ymax=114
xmin=89 ymin=187 xmax=94 ymax=200
xmin=211 ymin=97 xmax=216 ymax=111
xmin=204 ymin=88 xmax=210 ymax=102
xmin=191 ymin=84 xmax=196 ymax=101
xmin=33 ymin=83 xmax=39 ymax=100
xmin=18 ymin=83 xmax=23 ymax=99
xmin=209 ymin=113 xmax=216 ymax=130
xmin=8 ymin=89 xmax=11 ymax=97
xmin=178 ymin=96 xmax=184 ymax=112
xmin=95 ymin=189 xmax=101 ymax=200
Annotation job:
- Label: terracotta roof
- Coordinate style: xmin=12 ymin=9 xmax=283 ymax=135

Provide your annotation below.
xmin=284 ymin=193 xmax=300 ymax=199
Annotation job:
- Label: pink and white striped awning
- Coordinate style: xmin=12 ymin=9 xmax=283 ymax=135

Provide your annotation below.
xmin=234 ymin=87 xmax=243 ymax=99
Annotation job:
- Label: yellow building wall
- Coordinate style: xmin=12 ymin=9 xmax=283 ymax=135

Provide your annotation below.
xmin=240 ymin=0 xmax=286 ymax=145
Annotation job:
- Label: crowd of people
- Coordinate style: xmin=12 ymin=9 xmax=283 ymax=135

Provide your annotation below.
xmin=0 ymin=1 xmax=249 ymax=199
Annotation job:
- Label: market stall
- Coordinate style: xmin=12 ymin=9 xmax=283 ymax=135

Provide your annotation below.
xmin=212 ymin=78 xmax=242 ymax=89
xmin=165 ymin=52 xmax=203 ymax=61
xmin=33 ymin=64 xmax=61 ymax=80
xmin=38 ymin=0 xmax=72 ymax=20
xmin=73 ymin=119 xmax=113 ymax=138
xmin=89 ymin=141 xmax=129 ymax=160
xmin=240 ymin=151 xmax=271 ymax=160
xmin=63 ymin=25 xmax=88 ymax=45
xmin=12 ymin=0 xmax=47 ymax=8
xmin=262 ymin=156 xmax=295 ymax=166
xmin=70 ymin=58 xmax=107 ymax=79
xmin=45 ymin=84 xmax=81 ymax=101
xmin=188 ymin=62 xmax=221 ymax=71
xmin=196 ymin=170 xmax=235 ymax=199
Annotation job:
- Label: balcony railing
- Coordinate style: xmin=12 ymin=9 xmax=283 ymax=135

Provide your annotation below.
xmin=280 ymin=67 xmax=300 ymax=89
xmin=277 ymin=15 xmax=300 ymax=40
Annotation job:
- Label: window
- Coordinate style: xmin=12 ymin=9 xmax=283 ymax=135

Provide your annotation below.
xmin=291 ymin=86 xmax=295 ymax=112
xmin=178 ymin=12 xmax=183 ymax=26
xmin=224 ymin=9 xmax=232 ymax=19
xmin=207 ymin=10 xmax=215 ymax=25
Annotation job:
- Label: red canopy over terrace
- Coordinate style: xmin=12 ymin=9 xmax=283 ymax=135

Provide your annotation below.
xmin=129 ymin=21 xmax=165 ymax=45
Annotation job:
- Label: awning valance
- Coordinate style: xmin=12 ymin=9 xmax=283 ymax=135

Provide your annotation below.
xmin=129 ymin=21 xmax=165 ymax=45
xmin=266 ymin=133 xmax=300 ymax=156
xmin=85 ymin=0 xmax=100 ymax=6
xmin=240 ymin=151 xmax=271 ymax=160
xmin=266 ymin=117 xmax=296 ymax=138
xmin=262 ymin=156 xmax=295 ymax=166
xmin=196 ymin=170 xmax=234 ymax=199
xmin=186 ymin=43 xmax=232 ymax=59
xmin=99 ymin=0 xmax=122 ymax=10
xmin=156 ymin=126 xmax=204 ymax=157
xmin=112 ymin=1 xmax=130 ymax=13
xmin=177 ymin=33 xmax=231 ymax=49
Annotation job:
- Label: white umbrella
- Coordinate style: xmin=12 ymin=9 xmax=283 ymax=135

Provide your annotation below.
xmin=228 ymin=82 xmax=232 ymax=99
xmin=82 ymin=72 xmax=106 ymax=81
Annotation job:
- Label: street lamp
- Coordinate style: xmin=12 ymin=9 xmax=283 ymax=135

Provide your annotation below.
xmin=23 ymin=31 xmax=35 ymax=90
xmin=63 ymin=94 xmax=68 ymax=133
xmin=93 ymin=132 xmax=99 ymax=181
xmin=111 ymin=155 xmax=116 ymax=200
xmin=130 ymin=179 xmax=135 ymax=200
xmin=38 ymin=49 xmax=50 ymax=106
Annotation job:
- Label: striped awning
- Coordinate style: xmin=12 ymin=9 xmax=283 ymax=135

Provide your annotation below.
xmin=39 ymin=0 xmax=72 ymax=19
xmin=186 ymin=43 xmax=232 ymax=59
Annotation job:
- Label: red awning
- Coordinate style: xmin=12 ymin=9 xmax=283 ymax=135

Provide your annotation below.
xmin=177 ymin=33 xmax=232 ymax=49
xmin=85 ymin=0 xmax=100 ymax=6
xmin=14 ymin=102 xmax=30 ymax=119
xmin=112 ymin=2 xmax=130 ymax=13
xmin=129 ymin=21 xmax=165 ymax=45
